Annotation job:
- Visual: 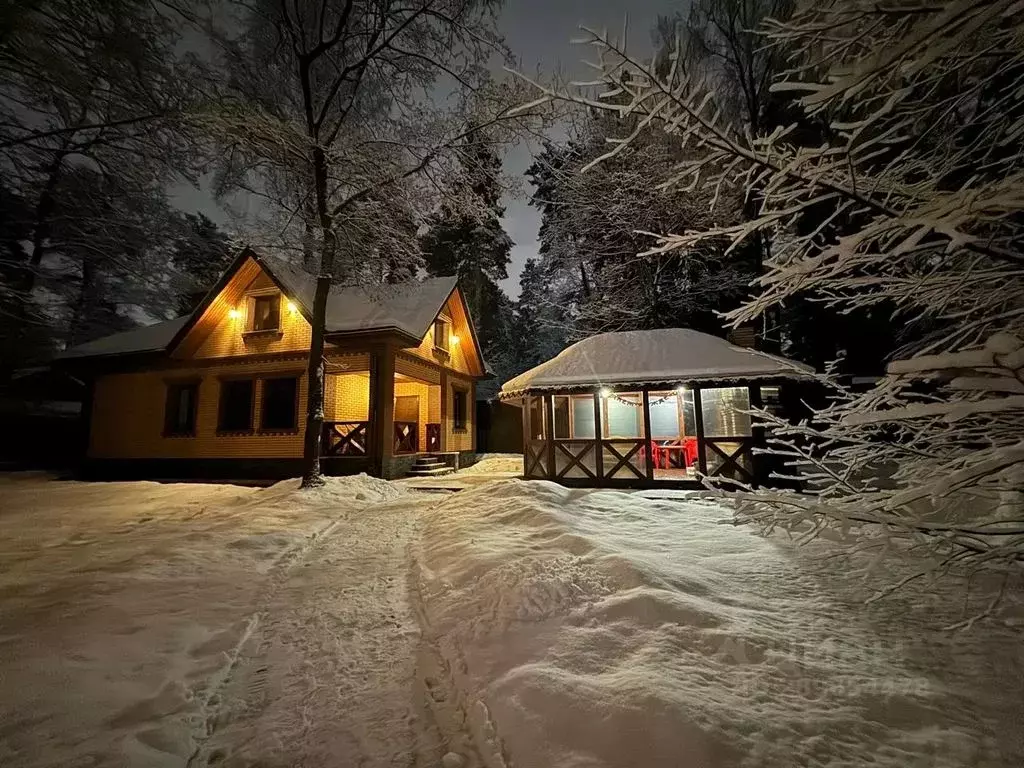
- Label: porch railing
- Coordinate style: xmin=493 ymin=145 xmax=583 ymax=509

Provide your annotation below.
xmin=426 ymin=423 xmax=441 ymax=452
xmin=322 ymin=421 xmax=369 ymax=456
xmin=394 ymin=421 xmax=418 ymax=454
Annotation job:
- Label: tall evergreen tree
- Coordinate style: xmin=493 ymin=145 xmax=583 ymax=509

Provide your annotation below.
xmin=420 ymin=131 xmax=517 ymax=387
xmin=170 ymin=213 xmax=233 ymax=315
xmin=512 ymin=257 xmax=567 ymax=371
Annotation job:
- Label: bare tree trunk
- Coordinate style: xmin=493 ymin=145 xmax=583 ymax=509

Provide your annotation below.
xmin=301 ymin=144 xmax=336 ymax=487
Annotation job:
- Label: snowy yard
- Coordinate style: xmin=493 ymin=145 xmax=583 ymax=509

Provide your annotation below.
xmin=0 ymin=470 xmax=1021 ymax=767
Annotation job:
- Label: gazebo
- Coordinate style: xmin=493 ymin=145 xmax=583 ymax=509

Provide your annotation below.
xmin=499 ymin=328 xmax=815 ymax=488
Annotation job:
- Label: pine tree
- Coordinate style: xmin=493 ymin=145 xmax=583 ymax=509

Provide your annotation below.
xmin=420 ymin=131 xmax=516 ymax=377
xmin=170 ymin=213 xmax=233 ymax=315
xmin=513 ymin=257 xmax=567 ymax=371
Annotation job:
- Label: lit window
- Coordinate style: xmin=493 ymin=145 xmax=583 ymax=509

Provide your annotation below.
xmin=433 ymin=318 xmax=450 ymax=351
xmin=251 ymin=295 xmax=280 ymax=332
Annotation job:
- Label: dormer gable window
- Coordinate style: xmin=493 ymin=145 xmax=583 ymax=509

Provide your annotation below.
xmin=252 ymin=294 xmax=280 ymax=331
xmin=241 ymin=290 xmax=282 ymax=337
xmin=433 ymin=317 xmax=450 ymax=353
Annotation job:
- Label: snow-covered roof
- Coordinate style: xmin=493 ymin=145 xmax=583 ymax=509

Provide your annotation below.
xmin=58 ymin=317 xmax=189 ymax=360
xmin=500 ymin=328 xmax=815 ymax=397
xmin=256 ymin=253 xmax=457 ymax=340
xmin=59 ymin=251 xmax=459 ymax=361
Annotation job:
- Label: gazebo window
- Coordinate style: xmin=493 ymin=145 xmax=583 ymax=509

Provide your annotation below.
xmin=700 ymin=387 xmax=752 ymax=437
xmin=602 ymin=393 xmax=642 ymax=438
xmin=552 ymin=395 xmax=571 ymax=439
xmin=700 ymin=386 xmax=754 ymax=482
xmin=648 ymin=394 xmax=679 ymax=438
xmin=526 ymin=396 xmax=547 ymax=440
xmin=570 ymin=395 xmax=595 ymax=438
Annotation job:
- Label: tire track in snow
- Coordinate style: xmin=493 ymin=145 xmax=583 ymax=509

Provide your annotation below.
xmin=183 ymin=509 xmax=357 ymax=767
xmin=191 ymin=492 xmax=445 ymax=767
xmin=408 ymin=503 xmax=510 ymax=768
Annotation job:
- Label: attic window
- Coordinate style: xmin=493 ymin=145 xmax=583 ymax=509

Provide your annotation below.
xmin=433 ymin=318 xmax=450 ymax=352
xmin=250 ymin=294 xmax=280 ymax=332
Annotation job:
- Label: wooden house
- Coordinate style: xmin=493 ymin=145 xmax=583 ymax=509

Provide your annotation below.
xmin=58 ymin=248 xmax=487 ymax=480
xmin=499 ymin=328 xmax=815 ymax=488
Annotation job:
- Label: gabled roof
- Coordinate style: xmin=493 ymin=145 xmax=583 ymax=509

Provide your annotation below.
xmin=500 ymin=328 xmax=815 ymax=397
xmin=59 ymin=248 xmax=464 ymax=362
xmin=58 ymin=317 xmax=189 ymax=360
xmin=254 ymin=252 xmax=457 ymax=340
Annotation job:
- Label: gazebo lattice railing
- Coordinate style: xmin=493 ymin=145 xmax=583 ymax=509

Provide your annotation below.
xmin=520 ymin=383 xmax=776 ymax=488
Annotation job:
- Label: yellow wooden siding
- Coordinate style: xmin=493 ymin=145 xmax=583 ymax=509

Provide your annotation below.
xmin=89 ymin=358 xmax=308 ymax=459
xmin=405 ymin=289 xmax=482 ymax=377
xmin=395 ymin=353 xmax=440 ymax=384
xmin=191 ymin=272 xmax=313 ymax=359
xmin=445 ymin=374 xmax=475 ymax=452
xmin=327 ymin=373 xmax=370 ymax=421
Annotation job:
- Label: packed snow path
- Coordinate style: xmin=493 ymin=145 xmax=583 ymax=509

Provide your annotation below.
xmin=198 ymin=492 xmax=442 ymax=766
xmin=0 ymin=473 xmax=444 ymax=768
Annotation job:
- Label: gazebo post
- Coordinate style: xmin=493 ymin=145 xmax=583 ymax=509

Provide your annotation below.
xmin=544 ymin=393 xmax=556 ymax=480
xmin=641 ymin=388 xmax=654 ymax=483
xmin=692 ymin=384 xmax=709 ymax=476
xmin=592 ymin=390 xmax=603 ymax=484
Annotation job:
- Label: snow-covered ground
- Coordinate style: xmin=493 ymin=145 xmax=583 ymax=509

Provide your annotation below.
xmin=1 ymin=471 xmax=1021 ymax=767
xmin=0 ymin=472 xmax=441 ymax=768
xmin=460 ymin=453 xmax=523 ymax=475
xmin=416 ymin=480 xmax=1024 ymax=768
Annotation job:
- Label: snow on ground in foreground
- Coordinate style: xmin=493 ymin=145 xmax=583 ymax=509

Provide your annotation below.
xmin=459 ymin=453 xmax=523 ymax=475
xmin=417 ymin=480 xmax=1024 ymax=768
xmin=0 ymin=473 xmax=414 ymax=768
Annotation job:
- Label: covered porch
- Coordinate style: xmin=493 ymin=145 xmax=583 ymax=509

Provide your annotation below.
xmin=317 ymin=349 xmax=454 ymax=478
xmin=501 ymin=328 xmax=815 ymax=489
xmin=522 ymin=384 xmax=776 ymax=488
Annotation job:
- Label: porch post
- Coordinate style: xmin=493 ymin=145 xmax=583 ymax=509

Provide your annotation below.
xmin=439 ymin=369 xmax=448 ymax=452
xmin=693 ymin=384 xmax=708 ymax=476
xmin=641 ymin=388 xmax=654 ymax=482
xmin=369 ymin=344 xmax=396 ymax=477
xmin=544 ymin=393 xmax=556 ymax=480
xmin=592 ymin=391 xmax=603 ymax=482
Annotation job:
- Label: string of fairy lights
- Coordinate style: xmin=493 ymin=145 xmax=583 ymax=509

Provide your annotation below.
xmin=598 ymin=388 xmax=692 ymax=408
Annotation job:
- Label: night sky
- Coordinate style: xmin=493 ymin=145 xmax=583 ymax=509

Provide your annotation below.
xmin=170 ymin=0 xmax=679 ymax=298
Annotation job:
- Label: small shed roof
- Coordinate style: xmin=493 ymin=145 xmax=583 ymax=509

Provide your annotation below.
xmin=500 ymin=328 xmax=815 ymax=398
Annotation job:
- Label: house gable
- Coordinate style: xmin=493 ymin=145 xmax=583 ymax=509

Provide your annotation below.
xmin=170 ymin=254 xmax=314 ymax=360
xmin=405 ymin=287 xmax=485 ymax=377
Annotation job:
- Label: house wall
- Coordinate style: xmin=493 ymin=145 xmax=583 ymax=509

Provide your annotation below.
xmin=193 ymin=273 xmax=315 ymax=359
xmin=405 ymin=289 xmax=483 ymax=378
xmin=445 ymin=374 xmax=475 ymax=452
xmin=89 ymin=351 xmax=369 ymax=460
xmin=89 ymin=357 xmax=309 ymax=459
xmin=327 ymin=372 xmax=370 ymax=421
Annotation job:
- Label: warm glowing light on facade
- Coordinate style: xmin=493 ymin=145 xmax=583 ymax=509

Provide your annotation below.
xmin=286 ymin=300 xmax=297 ymax=313
xmin=450 ymin=334 xmax=459 ymax=345
xmin=228 ymin=308 xmax=241 ymax=319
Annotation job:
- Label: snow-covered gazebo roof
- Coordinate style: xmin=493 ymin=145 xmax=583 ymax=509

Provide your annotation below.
xmin=500 ymin=328 xmax=815 ymax=398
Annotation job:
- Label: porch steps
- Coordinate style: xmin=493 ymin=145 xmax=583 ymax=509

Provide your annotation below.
xmin=407 ymin=456 xmax=454 ymax=477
